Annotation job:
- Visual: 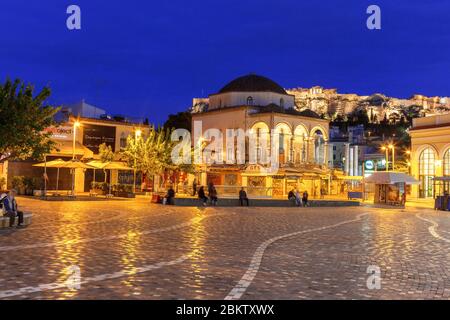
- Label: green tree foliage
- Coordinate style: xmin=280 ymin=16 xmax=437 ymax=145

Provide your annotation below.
xmin=163 ymin=111 xmax=192 ymax=131
xmin=122 ymin=127 xmax=195 ymax=188
xmin=98 ymin=143 xmax=115 ymax=162
xmin=0 ymin=79 xmax=59 ymax=160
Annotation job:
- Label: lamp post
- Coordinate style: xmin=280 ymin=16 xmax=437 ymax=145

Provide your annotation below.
xmin=72 ymin=121 xmax=81 ymax=195
xmin=389 ymin=144 xmax=395 ymax=171
xmin=381 ymin=146 xmax=389 ymax=172
xmin=133 ymin=129 xmax=142 ymax=193
xmin=72 ymin=121 xmax=81 ymax=160
xmin=405 ymin=150 xmax=411 ymax=174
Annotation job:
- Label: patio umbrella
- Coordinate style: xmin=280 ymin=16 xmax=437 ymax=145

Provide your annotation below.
xmin=85 ymin=161 xmax=133 ymax=196
xmin=33 ymin=158 xmax=68 ymax=193
xmin=58 ymin=160 xmax=96 ymax=195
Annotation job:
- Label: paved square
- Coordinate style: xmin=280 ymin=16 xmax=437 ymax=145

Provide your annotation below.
xmin=0 ymin=197 xmax=449 ymax=300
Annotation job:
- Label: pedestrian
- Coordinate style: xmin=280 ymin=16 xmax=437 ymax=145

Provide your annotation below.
xmin=165 ymin=186 xmax=175 ymax=205
xmin=295 ymin=189 xmax=302 ymax=207
xmin=239 ymin=187 xmax=249 ymax=206
xmin=302 ymin=190 xmax=309 ymax=207
xmin=288 ymin=189 xmax=296 ymax=205
xmin=192 ymin=178 xmax=197 ymax=196
xmin=1 ymin=189 xmax=24 ymax=228
xmin=209 ymin=186 xmax=218 ymax=206
xmin=198 ymin=186 xmax=208 ymax=206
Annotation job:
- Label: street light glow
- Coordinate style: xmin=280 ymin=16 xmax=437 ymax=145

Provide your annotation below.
xmin=135 ymin=128 xmax=142 ymax=138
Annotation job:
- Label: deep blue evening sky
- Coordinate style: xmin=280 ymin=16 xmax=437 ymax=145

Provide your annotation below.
xmin=1 ymin=0 xmax=449 ymax=124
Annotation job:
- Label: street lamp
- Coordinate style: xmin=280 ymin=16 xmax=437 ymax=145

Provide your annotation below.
xmin=71 ymin=120 xmax=81 ymax=196
xmin=388 ymin=144 xmax=395 ymax=171
xmin=405 ymin=150 xmax=411 ymax=174
xmin=72 ymin=121 xmax=81 ymax=160
xmin=133 ymin=129 xmax=142 ymax=193
xmin=381 ymin=146 xmax=389 ymax=172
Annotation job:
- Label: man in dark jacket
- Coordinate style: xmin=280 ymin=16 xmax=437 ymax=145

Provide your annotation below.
xmin=198 ymin=186 xmax=208 ymax=206
xmin=166 ymin=187 xmax=175 ymax=205
xmin=2 ymin=189 xmax=24 ymax=227
xmin=239 ymin=188 xmax=249 ymax=206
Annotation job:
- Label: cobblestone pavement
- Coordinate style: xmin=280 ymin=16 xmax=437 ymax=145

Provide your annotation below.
xmin=0 ymin=197 xmax=449 ymax=300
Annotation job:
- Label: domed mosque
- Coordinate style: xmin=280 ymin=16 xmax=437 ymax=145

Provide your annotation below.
xmin=191 ymin=74 xmax=341 ymax=198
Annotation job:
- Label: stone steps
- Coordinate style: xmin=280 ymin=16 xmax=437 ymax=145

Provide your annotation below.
xmin=0 ymin=213 xmax=32 ymax=228
xmin=173 ymin=198 xmax=360 ymax=207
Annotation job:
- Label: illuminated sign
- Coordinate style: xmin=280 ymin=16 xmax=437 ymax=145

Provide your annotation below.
xmin=365 ymin=160 xmax=374 ymax=170
xmin=44 ymin=126 xmax=73 ymax=140
xmin=83 ymin=124 xmax=116 ymax=153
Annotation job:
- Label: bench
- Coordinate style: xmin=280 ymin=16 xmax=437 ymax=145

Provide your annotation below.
xmin=0 ymin=213 xmax=33 ymax=229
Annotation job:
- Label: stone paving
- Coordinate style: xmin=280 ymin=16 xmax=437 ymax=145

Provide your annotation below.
xmin=0 ymin=197 xmax=449 ymax=300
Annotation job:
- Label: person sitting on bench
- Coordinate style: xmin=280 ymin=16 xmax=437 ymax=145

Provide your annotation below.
xmin=1 ymin=189 xmax=24 ymax=228
xmin=239 ymin=188 xmax=249 ymax=206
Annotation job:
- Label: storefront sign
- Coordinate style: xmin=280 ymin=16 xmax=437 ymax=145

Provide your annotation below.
xmin=365 ymin=160 xmax=374 ymax=170
xmin=44 ymin=126 xmax=73 ymax=140
xmin=83 ymin=124 xmax=116 ymax=153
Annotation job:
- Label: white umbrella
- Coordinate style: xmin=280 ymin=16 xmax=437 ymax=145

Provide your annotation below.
xmin=86 ymin=161 xmax=133 ymax=196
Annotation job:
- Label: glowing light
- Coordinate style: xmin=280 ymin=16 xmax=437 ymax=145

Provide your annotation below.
xmin=135 ymin=129 xmax=142 ymax=138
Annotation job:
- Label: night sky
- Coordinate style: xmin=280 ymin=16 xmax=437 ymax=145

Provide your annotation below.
xmin=1 ymin=0 xmax=449 ymax=124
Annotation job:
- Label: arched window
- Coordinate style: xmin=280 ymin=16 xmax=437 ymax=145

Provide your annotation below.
xmin=279 ymin=129 xmax=285 ymax=151
xmin=444 ymin=149 xmax=450 ymax=176
xmin=313 ymin=130 xmax=325 ymax=164
xmin=419 ymin=147 xmax=436 ymax=198
xmin=247 ymin=96 xmax=253 ymax=106
xmin=280 ymin=98 xmax=284 ymax=108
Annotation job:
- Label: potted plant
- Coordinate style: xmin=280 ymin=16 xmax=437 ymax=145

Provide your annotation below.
xmin=11 ymin=176 xmax=25 ymax=195
xmin=113 ymin=183 xmax=135 ymax=198
xmin=90 ymin=182 xmax=105 ymax=195
xmin=22 ymin=177 xmax=38 ymax=196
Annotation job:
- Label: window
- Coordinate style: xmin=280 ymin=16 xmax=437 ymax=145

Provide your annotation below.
xmin=280 ymin=98 xmax=284 ymax=108
xmin=419 ymin=147 xmax=436 ymax=198
xmin=120 ymin=133 xmax=127 ymax=150
xmin=247 ymin=96 xmax=253 ymax=106
xmin=444 ymin=149 xmax=450 ymax=176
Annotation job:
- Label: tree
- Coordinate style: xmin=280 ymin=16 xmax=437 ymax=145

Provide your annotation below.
xmin=0 ymin=78 xmax=59 ymax=160
xmin=163 ymin=111 xmax=192 ymax=131
xmin=98 ymin=143 xmax=115 ymax=162
xmin=122 ymin=126 xmax=194 ymax=190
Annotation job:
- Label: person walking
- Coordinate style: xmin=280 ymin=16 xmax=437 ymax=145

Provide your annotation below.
xmin=209 ymin=186 xmax=218 ymax=206
xmin=302 ymin=190 xmax=309 ymax=207
xmin=1 ymin=189 xmax=24 ymax=227
xmin=239 ymin=187 xmax=249 ymax=206
xmin=198 ymin=186 xmax=208 ymax=206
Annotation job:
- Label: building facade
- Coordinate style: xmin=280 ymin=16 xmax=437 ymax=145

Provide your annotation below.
xmin=410 ymin=114 xmax=450 ymax=198
xmin=1 ymin=115 xmax=149 ymax=193
xmin=191 ymin=74 xmax=333 ymax=198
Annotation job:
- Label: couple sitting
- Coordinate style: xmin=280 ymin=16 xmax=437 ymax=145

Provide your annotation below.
xmin=288 ymin=189 xmax=309 ymax=207
xmin=1 ymin=189 xmax=24 ymax=228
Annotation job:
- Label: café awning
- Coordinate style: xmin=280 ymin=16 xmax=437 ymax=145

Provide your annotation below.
xmin=364 ymin=172 xmax=419 ymax=185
